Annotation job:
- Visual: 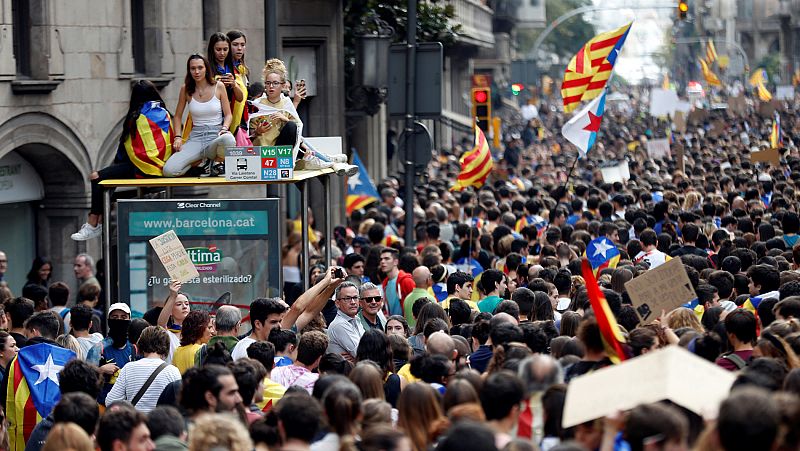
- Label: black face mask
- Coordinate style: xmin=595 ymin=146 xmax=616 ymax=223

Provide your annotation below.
xmin=108 ymin=319 xmax=131 ymax=347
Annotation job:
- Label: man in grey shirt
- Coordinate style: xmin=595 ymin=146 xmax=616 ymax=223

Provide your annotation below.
xmin=326 ymin=281 xmax=365 ymax=362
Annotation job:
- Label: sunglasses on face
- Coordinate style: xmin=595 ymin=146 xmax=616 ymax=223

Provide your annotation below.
xmin=361 ymin=296 xmax=382 ymax=304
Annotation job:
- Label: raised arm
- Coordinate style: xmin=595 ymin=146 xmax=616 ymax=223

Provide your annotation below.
xmin=281 ymin=266 xmax=344 ymax=331
xmin=157 ymin=280 xmax=182 ymax=328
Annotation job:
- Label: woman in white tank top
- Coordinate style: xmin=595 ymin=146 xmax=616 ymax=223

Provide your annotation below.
xmin=163 ymin=54 xmax=235 ymax=177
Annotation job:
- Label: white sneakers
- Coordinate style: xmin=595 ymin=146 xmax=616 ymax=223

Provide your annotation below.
xmin=71 ymin=223 xmax=102 ymax=241
xmin=297 ymin=153 xmax=334 ymax=171
xmin=333 ymin=162 xmax=359 ymax=177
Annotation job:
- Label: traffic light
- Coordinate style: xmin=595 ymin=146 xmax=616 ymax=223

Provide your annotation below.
xmin=471 ymin=87 xmax=491 ymax=132
xmin=511 ymin=83 xmax=524 ymax=96
xmin=678 ymin=1 xmax=688 ymax=20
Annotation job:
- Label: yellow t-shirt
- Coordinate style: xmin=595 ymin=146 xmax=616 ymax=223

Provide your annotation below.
xmin=257 ymin=377 xmax=287 ymax=412
xmin=441 ymin=296 xmax=480 ymax=312
xmin=397 ymin=363 xmax=420 ymax=384
xmin=172 ymin=343 xmax=203 ymax=374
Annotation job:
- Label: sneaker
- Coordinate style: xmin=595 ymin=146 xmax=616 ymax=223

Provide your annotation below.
xmin=198 ymin=160 xmax=213 ymax=177
xmin=71 ymin=223 xmax=102 ymax=241
xmin=333 ymin=162 xmax=358 ymax=177
xmin=210 ymin=162 xmax=225 ymax=177
xmin=299 ymin=154 xmax=334 ymax=171
xmin=326 ymin=154 xmax=348 ymax=163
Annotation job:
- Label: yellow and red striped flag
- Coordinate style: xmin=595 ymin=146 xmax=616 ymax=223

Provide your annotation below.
xmin=581 ymin=258 xmax=628 ymax=364
xmin=705 ymin=40 xmax=718 ymax=65
xmin=699 ymin=58 xmax=722 ymax=87
xmin=124 ymin=101 xmax=175 ymax=176
xmin=450 ymin=127 xmax=493 ymax=191
xmin=561 ymin=22 xmax=633 ymax=113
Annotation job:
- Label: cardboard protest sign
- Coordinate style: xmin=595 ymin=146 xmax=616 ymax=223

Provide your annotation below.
xmin=625 ymin=257 xmax=696 ymax=323
xmin=708 ymin=119 xmax=726 ymax=138
xmin=563 ymin=346 xmax=736 ymax=428
xmin=687 ymin=108 xmax=707 ymax=125
xmin=646 ymin=139 xmax=671 ymax=160
xmin=673 ymin=111 xmax=687 ymax=133
xmin=727 ymin=95 xmax=746 ymax=116
xmin=649 ymin=89 xmax=680 ymax=118
xmin=149 ymin=230 xmax=200 ymax=283
xmin=759 ymin=101 xmax=777 ymax=118
xmin=599 ymin=161 xmax=629 ymax=184
xmin=776 ymin=85 xmax=794 ymax=100
xmin=750 ymin=147 xmax=781 ymax=166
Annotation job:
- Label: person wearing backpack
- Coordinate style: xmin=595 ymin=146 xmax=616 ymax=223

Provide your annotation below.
xmin=716 ymin=309 xmax=756 ymax=371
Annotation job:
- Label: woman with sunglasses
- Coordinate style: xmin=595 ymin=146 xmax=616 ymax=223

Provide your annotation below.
xmin=163 ymin=54 xmax=235 ymax=177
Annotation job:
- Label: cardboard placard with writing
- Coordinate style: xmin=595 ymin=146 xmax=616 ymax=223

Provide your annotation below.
xmin=750 ymin=147 xmax=781 ymax=166
xmin=625 ymin=257 xmax=696 ymax=323
xmin=149 ymin=230 xmax=199 ymax=283
xmin=687 ymin=108 xmax=707 ymax=125
xmin=562 ymin=346 xmax=736 ymax=428
xmin=673 ymin=111 xmax=687 ymax=133
xmin=727 ymin=95 xmax=746 ymax=116
xmin=708 ymin=119 xmax=726 ymax=138
xmin=759 ymin=100 xmax=777 ymax=118
xmin=646 ymin=139 xmax=671 ymax=160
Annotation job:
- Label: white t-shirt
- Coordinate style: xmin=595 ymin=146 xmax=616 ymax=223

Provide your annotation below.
xmin=166 ymin=331 xmax=180 ymax=365
xmin=231 ymin=336 xmax=257 ymax=361
xmin=105 ymin=357 xmax=182 ymax=413
xmin=76 ymin=333 xmax=104 ymax=365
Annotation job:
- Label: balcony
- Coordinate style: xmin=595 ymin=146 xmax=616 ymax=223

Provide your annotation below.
xmin=449 ymin=0 xmax=495 ymax=49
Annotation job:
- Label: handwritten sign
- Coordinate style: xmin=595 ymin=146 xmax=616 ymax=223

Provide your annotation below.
xmin=625 ymin=257 xmax=696 ymax=323
xmin=563 ymin=346 xmax=735 ymax=428
xmin=750 ymin=147 xmax=781 ymax=166
xmin=646 ymin=139 xmax=671 ymax=160
xmin=149 ymin=230 xmax=199 ymax=283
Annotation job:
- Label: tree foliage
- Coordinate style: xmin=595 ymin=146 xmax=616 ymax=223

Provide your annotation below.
xmin=516 ymin=0 xmax=596 ymax=59
xmin=343 ymin=0 xmax=461 ymax=86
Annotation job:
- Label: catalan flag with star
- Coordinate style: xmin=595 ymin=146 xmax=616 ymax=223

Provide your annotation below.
xmin=345 ymin=150 xmax=380 ymax=215
xmin=561 ymin=22 xmax=632 ymax=113
xmin=586 ymin=236 xmax=620 ymax=275
xmin=123 ymin=101 xmax=175 ymax=176
xmin=451 ymin=126 xmax=493 ymax=191
xmin=699 ymin=58 xmax=722 ymax=87
xmin=7 ymin=343 xmax=76 ymax=450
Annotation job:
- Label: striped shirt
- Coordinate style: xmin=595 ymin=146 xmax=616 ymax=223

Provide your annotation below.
xmin=105 ymin=357 xmax=181 ymax=413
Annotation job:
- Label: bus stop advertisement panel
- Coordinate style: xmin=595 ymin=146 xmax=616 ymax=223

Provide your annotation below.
xmin=117 ymin=199 xmax=280 ymax=318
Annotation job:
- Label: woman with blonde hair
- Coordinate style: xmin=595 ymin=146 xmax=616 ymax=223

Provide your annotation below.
xmin=666 ymin=307 xmax=704 ymax=333
xmin=189 ymin=413 xmax=253 ymax=451
xmin=397 ymin=383 xmax=449 ymax=451
xmin=41 ymin=423 xmax=93 ymax=451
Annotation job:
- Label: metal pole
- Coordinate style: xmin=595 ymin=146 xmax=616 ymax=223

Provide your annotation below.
xmin=299 ymin=180 xmax=310 ymax=292
xmin=323 ymin=175 xmax=332 ymax=268
xmin=403 ymin=0 xmax=416 ymax=247
xmin=265 ymin=0 xmax=278 ymax=58
xmin=102 ymin=188 xmax=112 ymax=317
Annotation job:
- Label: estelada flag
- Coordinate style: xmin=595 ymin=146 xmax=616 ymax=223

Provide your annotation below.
xmin=705 ymin=40 xmax=718 ymax=65
xmin=771 ymin=112 xmax=783 ymax=149
xmin=699 ymin=58 xmax=722 ymax=87
xmin=7 ymin=343 xmax=76 ymax=450
xmin=561 ymin=22 xmax=632 ymax=113
xmin=123 ymin=101 xmax=175 ymax=176
xmin=581 ymin=258 xmax=627 ymax=364
xmin=345 ymin=150 xmax=380 ymax=214
xmin=586 ymin=236 xmax=620 ymax=275
xmin=451 ymin=126 xmax=493 ymax=191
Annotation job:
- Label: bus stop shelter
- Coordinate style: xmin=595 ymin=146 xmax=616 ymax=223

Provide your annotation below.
xmin=98 ymin=168 xmax=334 ymax=315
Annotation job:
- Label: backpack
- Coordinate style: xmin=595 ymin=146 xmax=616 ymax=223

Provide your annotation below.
xmin=722 ymin=352 xmax=748 ymax=370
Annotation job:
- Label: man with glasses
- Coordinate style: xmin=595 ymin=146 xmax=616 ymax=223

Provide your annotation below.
xmin=357 ymin=282 xmax=386 ymax=330
xmin=326 ymin=281 xmax=365 ymax=362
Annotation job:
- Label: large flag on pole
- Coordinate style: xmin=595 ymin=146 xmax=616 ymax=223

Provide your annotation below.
xmin=586 ymin=236 xmax=620 ymax=274
xmin=450 ymin=126 xmax=493 ymax=191
xmin=561 ymin=90 xmax=607 ymax=157
xmin=581 ymin=258 xmax=627 ymax=364
xmin=699 ymin=59 xmax=722 ymax=87
xmin=561 ymin=22 xmax=632 ymax=113
xmin=705 ymin=40 xmax=718 ymax=65
xmin=345 ymin=151 xmax=380 ymax=214
xmin=750 ymin=69 xmax=772 ymax=101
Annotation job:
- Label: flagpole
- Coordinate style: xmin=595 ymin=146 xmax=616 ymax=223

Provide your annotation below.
xmin=561 ymin=148 xmax=580 ymax=194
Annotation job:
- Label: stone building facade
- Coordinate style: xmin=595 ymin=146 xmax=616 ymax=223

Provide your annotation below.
xmin=0 ymin=0 xmax=345 ymax=295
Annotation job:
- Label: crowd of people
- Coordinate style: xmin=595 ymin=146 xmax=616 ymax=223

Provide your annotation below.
xmin=0 ymin=23 xmax=799 ymax=451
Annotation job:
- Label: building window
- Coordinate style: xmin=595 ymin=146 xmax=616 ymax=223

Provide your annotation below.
xmin=12 ymin=0 xmax=31 ymax=77
xmin=130 ymin=0 xmax=162 ymax=76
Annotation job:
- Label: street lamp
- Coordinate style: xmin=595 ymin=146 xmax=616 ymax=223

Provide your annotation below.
xmin=350 ymin=14 xmax=394 ymax=115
